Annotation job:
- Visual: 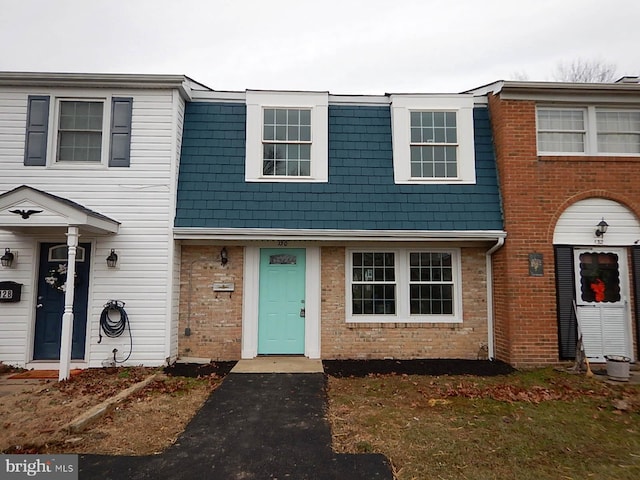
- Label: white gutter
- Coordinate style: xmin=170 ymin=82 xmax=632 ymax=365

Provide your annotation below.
xmin=485 ymin=236 xmax=505 ymax=360
xmin=174 ymin=227 xmax=507 ymax=243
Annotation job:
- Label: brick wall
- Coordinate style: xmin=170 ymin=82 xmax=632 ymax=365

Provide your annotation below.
xmin=178 ymin=244 xmax=491 ymax=361
xmin=320 ymin=246 xmax=490 ymax=360
xmin=488 ymin=94 xmax=640 ymax=367
xmin=178 ymin=245 xmax=244 ymax=360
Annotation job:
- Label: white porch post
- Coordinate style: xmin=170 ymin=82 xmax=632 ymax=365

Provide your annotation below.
xmin=59 ymin=226 xmax=79 ymax=381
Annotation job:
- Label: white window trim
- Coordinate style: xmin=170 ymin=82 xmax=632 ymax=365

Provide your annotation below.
xmin=345 ymin=248 xmax=463 ymax=323
xmin=390 ymin=94 xmax=476 ymax=184
xmin=245 ymin=90 xmax=328 ymax=182
xmin=48 ymin=96 xmax=112 ymax=168
xmin=536 ymin=106 xmax=640 ymax=156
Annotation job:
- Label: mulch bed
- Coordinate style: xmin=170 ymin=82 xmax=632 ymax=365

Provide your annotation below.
xmin=322 ymin=359 xmax=515 ymax=377
xmin=164 ymin=361 xmax=237 ymax=378
xmin=164 ymin=359 xmax=515 ymax=379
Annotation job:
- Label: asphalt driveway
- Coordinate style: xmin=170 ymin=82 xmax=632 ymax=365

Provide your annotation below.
xmin=79 ymin=373 xmax=392 ymax=479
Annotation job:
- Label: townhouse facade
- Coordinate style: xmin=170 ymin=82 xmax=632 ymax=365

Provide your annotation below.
xmin=174 ymin=90 xmax=505 ymax=362
xmin=0 ymin=72 xmax=204 ymax=377
xmin=475 ymin=78 xmax=640 ymax=366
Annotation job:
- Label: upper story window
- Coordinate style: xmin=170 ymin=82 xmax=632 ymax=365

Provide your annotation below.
xmin=24 ymin=95 xmax=133 ymax=168
xmin=410 ymin=111 xmax=458 ymax=178
xmin=391 ymin=94 xmax=476 ymax=184
xmin=597 ymin=110 xmax=640 ymax=154
xmin=57 ymin=101 xmax=104 ymax=162
xmin=537 ymin=107 xmax=640 ymax=155
xmin=263 ymin=108 xmax=311 ymax=176
xmin=245 ymin=91 xmax=328 ymax=182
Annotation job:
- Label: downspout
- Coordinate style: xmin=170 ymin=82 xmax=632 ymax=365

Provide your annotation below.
xmin=485 ymin=236 xmax=505 ymax=360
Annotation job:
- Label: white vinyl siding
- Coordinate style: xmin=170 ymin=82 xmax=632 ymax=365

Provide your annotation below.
xmin=0 ymin=86 xmax=184 ymax=367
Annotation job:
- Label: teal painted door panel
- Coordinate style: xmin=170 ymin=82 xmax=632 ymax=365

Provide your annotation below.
xmin=258 ymin=249 xmax=306 ymax=355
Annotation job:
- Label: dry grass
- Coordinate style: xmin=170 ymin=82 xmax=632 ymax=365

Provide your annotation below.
xmin=1 ymin=367 xmax=220 ymax=455
xmin=328 ymin=368 xmax=640 ymax=480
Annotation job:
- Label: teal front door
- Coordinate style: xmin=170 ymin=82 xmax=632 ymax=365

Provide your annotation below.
xmin=258 ymin=248 xmax=306 ymax=355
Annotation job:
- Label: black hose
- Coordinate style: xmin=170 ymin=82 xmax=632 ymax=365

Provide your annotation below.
xmin=98 ymin=300 xmax=132 ymax=363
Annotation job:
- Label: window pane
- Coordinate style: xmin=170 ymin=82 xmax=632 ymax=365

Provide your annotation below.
xmin=538 ymin=132 xmax=585 ymax=153
xmin=57 ymin=101 xmax=103 ymax=162
xmin=261 ymin=108 xmax=312 ymax=176
xmin=537 ymin=109 xmax=586 ymax=153
xmin=351 ymin=252 xmax=396 ymax=316
xmin=596 ymin=110 xmax=640 ymax=153
xmin=409 ymin=251 xmax=455 ymax=316
xmin=579 ymin=252 xmax=621 ymax=303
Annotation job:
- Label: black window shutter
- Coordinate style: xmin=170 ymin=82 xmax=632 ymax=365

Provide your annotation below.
xmin=555 ymin=245 xmax=576 ymax=359
xmin=24 ymin=96 xmax=50 ymax=166
xmin=109 ymin=97 xmax=133 ymax=167
xmin=632 ymin=246 xmax=640 ymax=360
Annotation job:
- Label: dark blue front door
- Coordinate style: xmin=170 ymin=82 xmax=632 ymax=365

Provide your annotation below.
xmin=33 ymin=243 xmax=91 ymax=360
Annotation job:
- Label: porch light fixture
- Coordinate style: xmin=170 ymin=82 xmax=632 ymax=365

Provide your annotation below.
xmin=106 ymin=249 xmax=118 ymax=268
xmin=1 ymin=248 xmax=14 ymax=268
xmin=220 ymin=247 xmax=228 ymax=266
xmin=595 ymin=218 xmax=609 ymax=237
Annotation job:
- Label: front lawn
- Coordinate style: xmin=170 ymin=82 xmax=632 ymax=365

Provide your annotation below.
xmin=328 ymin=368 xmax=640 ymax=480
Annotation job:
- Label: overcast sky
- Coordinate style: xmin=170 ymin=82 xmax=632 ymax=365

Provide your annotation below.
xmin=1 ymin=0 xmax=638 ymax=94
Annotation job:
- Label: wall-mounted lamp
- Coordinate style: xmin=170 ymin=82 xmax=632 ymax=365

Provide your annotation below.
xmin=220 ymin=247 xmax=228 ymax=266
xmin=1 ymin=248 xmax=14 ymax=268
xmin=595 ymin=218 xmax=609 ymax=237
xmin=106 ymin=249 xmax=118 ymax=268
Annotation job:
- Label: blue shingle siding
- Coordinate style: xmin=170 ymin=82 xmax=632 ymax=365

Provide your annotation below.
xmin=176 ymin=103 xmax=503 ymax=231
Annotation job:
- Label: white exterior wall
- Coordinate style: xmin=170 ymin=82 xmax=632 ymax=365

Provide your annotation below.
xmin=553 ymin=198 xmax=640 ymax=246
xmin=0 ymin=84 xmax=185 ymax=368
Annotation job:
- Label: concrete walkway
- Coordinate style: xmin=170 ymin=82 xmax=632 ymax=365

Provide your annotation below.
xmin=79 ymin=373 xmax=393 ymax=480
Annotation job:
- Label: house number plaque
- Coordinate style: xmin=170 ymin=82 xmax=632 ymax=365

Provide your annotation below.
xmin=212 ymin=282 xmax=235 ymax=292
xmin=528 ymin=253 xmax=543 ymax=276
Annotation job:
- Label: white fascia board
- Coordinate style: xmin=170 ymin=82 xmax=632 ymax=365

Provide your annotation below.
xmin=0 ymin=72 xmax=188 ymax=89
xmin=328 ymin=94 xmax=390 ymax=106
xmin=174 ymin=227 xmax=506 ymax=242
xmin=190 ymin=90 xmax=247 ymax=103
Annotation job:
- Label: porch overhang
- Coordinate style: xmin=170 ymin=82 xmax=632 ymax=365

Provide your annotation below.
xmin=173 ymin=227 xmax=507 ymax=243
xmin=0 ymin=185 xmax=120 ymax=235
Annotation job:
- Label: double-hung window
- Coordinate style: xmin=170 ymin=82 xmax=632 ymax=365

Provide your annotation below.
xmin=24 ymin=95 xmax=133 ymax=167
xmin=57 ymin=101 xmax=104 ymax=162
xmin=537 ymin=108 xmax=586 ymax=153
xmin=410 ymin=111 xmax=458 ymax=178
xmin=245 ymin=91 xmax=328 ymax=182
xmin=390 ymin=94 xmax=476 ymax=184
xmin=346 ymin=249 xmax=462 ymax=323
xmin=537 ymin=107 xmax=640 ymax=155
xmin=262 ymin=108 xmax=311 ymax=176
xmin=596 ymin=110 xmax=640 ymax=154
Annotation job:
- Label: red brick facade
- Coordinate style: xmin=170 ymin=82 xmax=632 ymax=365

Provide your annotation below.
xmin=488 ymin=92 xmax=640 ymax=367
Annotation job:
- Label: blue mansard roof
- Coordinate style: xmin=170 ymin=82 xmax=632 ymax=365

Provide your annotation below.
xmin=176 ymin=102 xmax=503 ymax=231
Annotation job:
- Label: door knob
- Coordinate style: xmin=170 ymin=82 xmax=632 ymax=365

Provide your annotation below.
xmin=36 ymin=304 xmax=43 ymax=309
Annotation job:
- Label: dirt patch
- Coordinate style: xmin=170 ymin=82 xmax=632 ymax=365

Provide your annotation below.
xmin=1 ymin=364 xmax=228 ymax=456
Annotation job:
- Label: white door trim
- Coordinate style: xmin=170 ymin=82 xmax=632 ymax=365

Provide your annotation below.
xmin=241 ymin=246 xmax=321 ymax=359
